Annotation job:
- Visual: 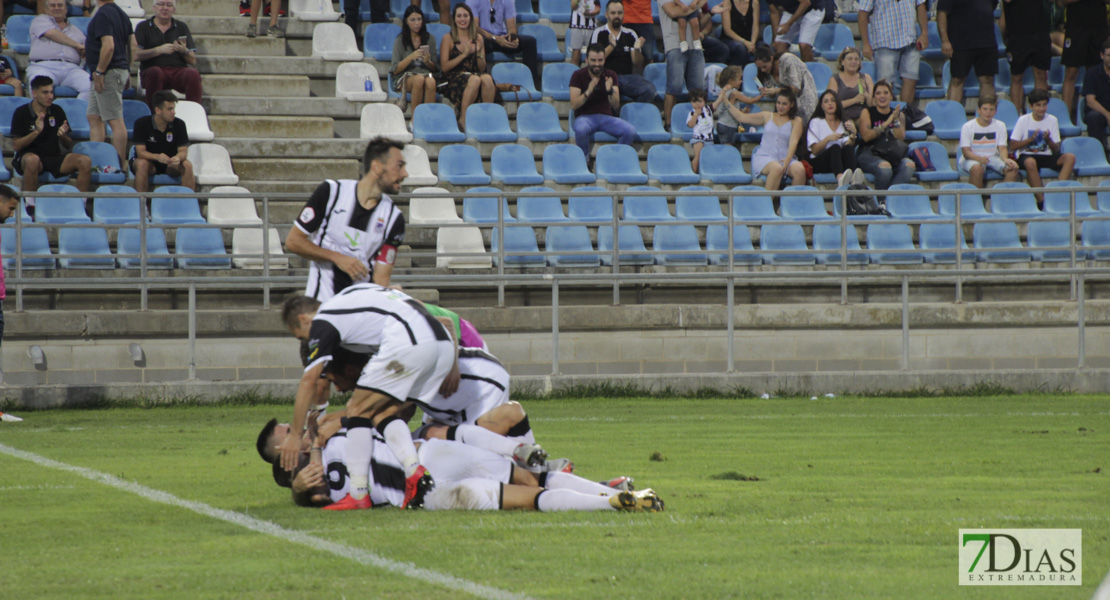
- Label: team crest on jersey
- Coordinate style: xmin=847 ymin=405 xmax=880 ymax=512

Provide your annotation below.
xmin=299 ymin=207 xmax=315 ymax=223
xmin=1065 ymin=38 xmax=1071 ymax=49
xmin=374 ymin=217 xmax=385 ymax=232
xmin=166 ymin=132 xmax=173 ymax=142
xmin=48 ymin=116 xmax=55 ymax=127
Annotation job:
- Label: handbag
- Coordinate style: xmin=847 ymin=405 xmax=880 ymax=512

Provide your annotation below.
xmin=495 ymin=82 xmax=534 ymax=102
xmin=871 ymin=128 xmax=909 ymax=164
xmin=909 ymin=146 xmax=935 ymax=171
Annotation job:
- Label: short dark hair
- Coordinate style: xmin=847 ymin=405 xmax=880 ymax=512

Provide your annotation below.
xmin=978 ymin=95 xmax=997 ymax=109
xmin=30 ymin=75 xmax=54 ymax=91
xmin=586 ymin=42 xmax=607 ymax=56
xmin=606 ymin=0 xmax=623 ymax=8
xmin=281 ymin=295 xmax=321 ymax=329
xmin=256 ymin=418 xmax=279 ymax=463
xmin=151 ymin=90 xmax=177 ymax=109
xmin=0 ymin=185 xmax=20 ymax=202
xmin=689 ymin=89 xmax=707 ymax=103
xmin=324 ymin=346 xmax=371 ymax=376
xmin=362 ymin=137 xmax=404 ymax=175
xmin=1103 ymin=37 xmax=1110 ymax=52
xmin=1027 ymin=88 xmax=1050 ymax=106
xmin=872 ymin=79 xmax=894 ymax=96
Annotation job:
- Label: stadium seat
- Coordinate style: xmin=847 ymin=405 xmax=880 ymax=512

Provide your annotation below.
xmin=1061 ymin=137 xmax=1110 ymax=177
xmin=151 ymin=186 xmax=205 ymax=224
xmin=401 ymin=144 xmax=438 ymax=186
xmin=93 ymin=185 xmax=143 ymax=224
xmin=435 ymin=145 xmax=491 ymax=185
xmin=188 ymin=144 xmax=239 ymax=186
xmin=175 ymin=228 xmax=232 ymax=269
xmin=360 ymin=103 xmax=413 ymax=143
xmin=647 ymin=145 xmax=699 ymax=185
xmin=462 ymin=187 xmax=515 ymax=223
xmin=595 ymin=144 xmax=648 ymax=185
xmin=620 ymin=103 xmax=670 ymax=143
xmin=885 ymin=184 xmax=941 ymax=221
xmin=335 ymin=62 xmax=389 ymax=102
xmin=541 ymin=62 xmax=576 ymax=101
xmin=731 ymin=185 xmax=780 ymax=222
xmin=908 ymin=141 xmax=959 ymax=182
xmin=973 ymin=222 xmax=1031 ymax=262
xmin=915 ymin=62 xmax=945 ymax=99
xmin=206 ymin=186 xmax=261 ymax=225
xmin=866 ymin=223 xmax=923 ymax=264
xmin=994 ymin=98 xmax=1020 ymax=135
xmin=942 ymin=61 xmax=980 ymax=98
xmin=538 ymin=0 xmax=570 ymax=22
xmin=644 ymin=62 xmax=678 ymax=102
xmin=925 ymin=100 xmax=967 ymax=140
xmin=919 ymin=223 xmax=973 ymax=264
xmin=741 ymin=62 xmax=760 ymax=97
xmin=426 ymin=22 xmax=449 ymax=41
xmin=0 ymin=97 xmax=29 ymax=136
xmin=33 ymin=184 xmax=88 ymax=224
xmin=813 ymin=223 xmax=868 ymax=266
xmin=1 ymin=224 xmax=54 ymax=269
xmin=466 ymin=104 xmax=518 ymax=143
xmin=652 ymin=224 xmax=706 ymax=265
xmin=567 ymin=186 xmax=615 ymax=223
xmin=516 ymin=187 xmax=569 ymax=223
xmin=1083 ymin=220 xmax=1110 ymax=260
xmin=73 ymin=141 xmax=126 ymax=185
xmin=675 ymin=187 xmax=727 ymax=222
xmin=805 ymin=62 xmax=831 ymax=94
xmin=780 ymin=186 xmax=834 ymax=221
xmin=622 ymin=187 xmax=674 ymax=222
xmin=1046 ymin=97 xmax=1081 ymax=138
xmin=116 ymin=227 xmax=173 ymax=269
xmin=937 ymin=183 xmax=991 ymax=220
xmin=174 ymin=100 xmax=215 ymax=142
xmin=54 ymin=98 xmax=90 ymax=139
xmin=920 ymin=22 xmax=943 ymax=60
xmin=491 ymin=63 xmax=541 ymax=98
xmin=5 ymin=15 xmax=32 ymax=53
xmin=545 ymin=225 xmax=599 ymax=267
xmin=543 ymin=145 xmax=596 ymax=185
xmin=290 ymin=0 xmax=342 ymax=20
xmin=515 ymin=0 xmax=539 ymax=22
xmin=436 ymin=226 xmax=492 ymax=269
xmin=989 ymin=182 xmax=1045 ymax=220
xmin=831 ymin=186 xmax=887 ymax=221
xmin=1097 ymin=179 xmax=1110 ymax=213
xmin=699 ymin=145 xmax=752 ymax=185
xmin=669 ymin=102 xmax=694 ymax=142
xmin=598 ymin=225 xmax=653 ymax=266
xmin=760 ymin=224 xmax=815 ymax=265
xmin=117 ymin=0 xmax=145 ymax=17
xmin=231 ymin=227 xmax=289 ymax=269
xmin=1043 ymin=180 xmax=1097 ymax=218
xmin=516 ymin=103 xmax=568 ymax=142
xmin=409 ymin=187 xmax=462 ymax=224
xmin=388 ymin=0 xmax=438 ymax=20
xmin=58 ymin=227 xmax=114 ymax=269
xmin=706 ymin=224 xmax=761 ymax=266
xmin=314 ymin=22 xmax=363 ymax=60
xmin=491 ymin=225 xmax=545 ymax=267
xmin=112 ymin=100 xmax=148 ymax=140
xmin=491 ymin=145 xmax=544 ymax=186
xmin=520 ymin=24 xmax=562 ymax=62
xmin=813 ymin=23 xmax=854 ymax=61
xmin=1027 ymin=220 xmax=1076 ymax=262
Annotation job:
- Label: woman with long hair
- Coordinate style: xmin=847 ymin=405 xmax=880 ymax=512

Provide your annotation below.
xmin=391 ymin=6 xmax=438 ymax=112
xmin=726 ymin=88 xmax=806 ymax=191
xmin=439 ymin=3 xmax=496 ymax=128
xmin=806 ymin=90 xmax=858 ymax=178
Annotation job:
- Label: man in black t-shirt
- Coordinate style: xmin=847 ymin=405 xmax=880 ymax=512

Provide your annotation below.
xmin=10 ymin=76 xmax=92 ymax=193
xmin=1001 ymin=0 xmax=1051 ymax=111
xmin=1084 ymin=38 xmax=1110 ymax=158
xmin=131 ymin=90 xmax=194 ymax=193
xmin=938 ymin=0 xmax=998 ymax=104
xmin=1060 ymin=0 xmax=1109 ymax=122
xmin=589 ymin=0 xmax=656 ymax=103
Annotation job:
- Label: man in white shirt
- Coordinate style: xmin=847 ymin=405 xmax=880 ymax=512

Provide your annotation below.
xmin=26 ymin=0 xmax=90 ymax=101
xmin=959 ymin=95 xmax=1019 ymax=189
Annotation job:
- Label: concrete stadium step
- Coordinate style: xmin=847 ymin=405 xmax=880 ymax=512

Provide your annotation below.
xmin=234 ymin=158 xmax=360 ymax=182
xmin=198 ymin=55 xmax=340 ymax=77
xmin=217 ymin=137 xmax=368 ymax=159
xmin=168 ymin=15 xmax=317 ymax=37
xmin=209 ymin=115 xmax=335 ymax=138
xmin=235 ymin=180 xmax=337 ymax=196
xmin=173 ymin=0 xmax=244 ymax=17
xmin=194 ymin=34 xmax=288 ymax=57
xmin=203 ymin=95 xmax=361 ymax=119
xmin=202 ymin=74 xmax=311 ymax=97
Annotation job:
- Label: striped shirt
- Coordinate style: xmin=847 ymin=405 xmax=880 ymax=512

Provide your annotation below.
xmin=858 ymin=0 xmax=925 ymax=51
xmin=321 ymin=431 xmax=406 ymax=507
xmin=570 ymin=0 xmax=597 ymax=29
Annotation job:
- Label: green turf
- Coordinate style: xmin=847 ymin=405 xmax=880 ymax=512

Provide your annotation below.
xmin=0 ymin=396 xmax=1106 ymax=599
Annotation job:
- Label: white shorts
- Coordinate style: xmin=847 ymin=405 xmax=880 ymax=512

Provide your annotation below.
xmin=567 ymin=27 xmax=593 ymax=53
xmin=424 ymin=478 xmax=502 ymax=510
xmin=357 ymin=336 xmax=456 ymax=403
xmin=774 ymin=8 xmax=825 ymax=47
xmin=417 ymin=438 xmax=514 ymax=484
xmin=959 ymin=154 xmax=1008 ymax=175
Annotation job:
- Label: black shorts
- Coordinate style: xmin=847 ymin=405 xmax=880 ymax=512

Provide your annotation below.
xmin=950 ymin=47 xmax=1000 ymax=80
xmin=12 ymin=153 xmax=68 ymax=177
xmin=128 ymin=158 xmax=169 ymax=175
xmin=1061 ymin=27 xmax=1107 ymax=68
xmin=1015 ymin=152 xmax=1062 ymax=170
xmin=1007 ymin=32 xmax=1052 ymax=74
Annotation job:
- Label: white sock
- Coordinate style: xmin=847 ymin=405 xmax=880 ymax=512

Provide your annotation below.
xmin=346 ymin=426 xmax=373 ymax=499
xmin=453 ymin=424 xmax=519 ymax=458
xmin=535 ymin=489 xmax=615 ymax=512
xmin=543 ymin=471 xmax=616 ymax=497
xmin=382 ymin=418 xmax=421 ymax=477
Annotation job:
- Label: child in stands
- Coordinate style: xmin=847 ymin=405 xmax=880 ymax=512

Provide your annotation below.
xmin=687 ymin=89 xmax=714 ymax=173
xmin=959 ymin=95 xmax=1020 ymax=188
xmin=1009 ymin=88 xmax=1077 ymax=205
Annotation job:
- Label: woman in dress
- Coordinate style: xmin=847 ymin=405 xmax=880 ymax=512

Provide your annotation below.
xmin=827 ymin=46 xmax=873 ymax=124
xmin=806 ymin=90 xmax=858 ymax=178
xmin=857 ymin=80 xmax=915 ymax=190
xmin=727 ymin=88 xmax=806 ymax=191
xmin=391 ymin=6 xmax=438 ymax=112
xmin=439 ymin=3 xmax=496 ymax=128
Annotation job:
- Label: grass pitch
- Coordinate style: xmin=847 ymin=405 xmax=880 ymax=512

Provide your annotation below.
xmin=0 ymin=395 xmax=1107 ymax=599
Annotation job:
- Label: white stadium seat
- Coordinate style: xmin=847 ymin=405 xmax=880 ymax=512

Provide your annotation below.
xmin=232 ymin=228 xmax=289 ymax=269
xmin=175 ymin=100 xmax=215 ymax=142
xmin=335 ymin=62 xmax=388 ymax=103
xmin=187 ymin=143 xmax=239 ymax=186
xmin=118 ymin=0 xmax=146 ymax=18
xmin=311 ymin=23 xmax=363 ymax=61
xmin=360 ymin=103 xmax=412 ymax=143
xmin=206 ymin=186 xmax=262 ymax=225
xmin=410 ymin=188 xmax=462 ymax=224
xmin=289 ymin=0 xmax=341 ymax=21
xmin=437 ymin=227 xmax=491 ymax=268
xmin=401 ymin=144 xmax=436 ymax=185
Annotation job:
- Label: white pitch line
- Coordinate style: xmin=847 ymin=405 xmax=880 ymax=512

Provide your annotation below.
xmin=0 ymin=442 xmax=531 ymax=600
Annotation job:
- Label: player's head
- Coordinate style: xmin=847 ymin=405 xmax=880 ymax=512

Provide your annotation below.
xmin=256 ymin=418 xmax=285 ymax=463
xmin=281 ymin=295 xmax=321 ymax=340
xmin=1027 ymin=88 xmax=1049 ymax=115
xmin=605 ymin=0 xmax=623 ymax=28
xmin=0 ymin=185 xmax=21 ymax=223
xmin=322 ymin=347 xmax=371 ymax=392
xmin=151 ymin=90 xmax=177 ymax=122
xmin=30 ymin=75 xmax=54 ymax=106
xmin=362 ymin=137 xmax=407 ymax=195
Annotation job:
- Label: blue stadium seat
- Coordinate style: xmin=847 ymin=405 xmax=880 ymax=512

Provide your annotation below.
xmin=116 ymin=228 xmax=174 ymax=269
xmin=670 ymin=102 xmax=694 ymax=142
xmin=698 ymin=145 xmax=752 ymax=185
xmin=1097 ymin=179 xmax=1110 ymax=212
xmin=1083 ymin=220 xmax=1110 ymax=259
xmin=620 ymin=103 xmax=670 ymax=142
xmin=5 ymin=15 xmax=33 ymax=53
xmin=595 ymin=144 xmax=647 ymax=185
xmin=675 ymin=187 xmax=726 ymax=222
xmin=491 ymin=63 xmax=540 ymax=97
xmin=706 ymin=224 xmax=761 ymax=266
xmin=490 ymin=145 xmax=544 ymax=186
xmin=643 ymin=63 xmax=674 ymax=102
xmin=520 ymin=24 xmax=562 ymax=62
xmin=780 ymin=186 xmax=834 ymax=221
xmin=1027 ymin=220 xmax=1076 ymax=262
xmin=1046 ymin=97 xmax=1081 ymax=138
xmin=915 ymin=62 xmax=945 ymax=99
xmin=813 ymin=23 xmax=854 ymax=61
xmin=866 ymin=223 xmax=922 ymax=264
xmin=994 ymin=97 xmax=1020 ymax=135
xmin=921 ymin=22 xmax=943 ymax=60
xmin=885 ymin=184 xmax=941 ymax=221
xmin=937 ymin=183 xmax=991 ymax=220
xmin=175 ymin=228 xmax=231 ymax=269
xmin=33 ymin=184 xmax=89 ymax=224
xmin=0 ymin=59 xmax=19 ymax=96
xmin=1 ymin=225 xmax=55 ymax=269
xmin=462 ymin=187 xmax=515 ymax=223
xmin=541 ymin=63 xmax=576 ymax=101
xmin=543 ymin=144 xmax=596 ymax=184
xmin=568 ymin=186 xmax=614 ymax=222
xmin=388 ymin=0 xmax=439 ymax=20
xmin=739 ymin=104 xmax=765 ymax=142
xmin=919 ymin=223 xmax=972 ymax=264
xmin=364 ymin=24 xmax=401 ymax=60
xmin=538 ymin=0 xmax=570 ymax=22
xmin=0 ymin=96 xmax=30 ymax=137
xmin=989 ymin=182 xmax=1045 ymax=220
xmin=813 ymin=223 xmax=867 ymax=265
xmin=1062 ymin=137 xmax=1110 ymax=177
xmin=925 ymin=100 xmax=967 ymax=140
xmin=598 ymin=225 xmax=653 ymax=266
xmin=413 ymin=104 xmax=466 ymax=143
xmin=647 ymin=145 xmax=699 ymax=185
xmin=58 ymin=227 xmax=114 ymax=269
xmin=151 ymin=186 xmax=205 ymax=224
xmin=0 ymin=159 xmax=13 ymax=183
xmin=759 ymin=224 xmax=815 ymax=265
xmin=741 ymin=62 xmax=760 ymax=97
xmin=93 ymin=185 xmax=143 ymax=224
xmin=831 ymin=186 xmax=887 ymax=221
xmin=908 ymin=141 xmax=959 ymax=182
xmin=942 ymin=61 xmax=980 ymax=97
xmin=1043 ymin=180 xmax=1097 ymax=218
xmin=466 ymin=104 xmax=518 ymax=143
xmin=515 ymin=0 xmax=539 ymax=22
xmin=73 ymin=141 xmax=126 ymax=185
xmin=805 ymin=62 xmax=831 ymax=94
xmin=491 ymin=225 xmax=545 ymax=267
xmin=731 ymin=185 xmax=780 ymax=222
xmin=437 ymin=145 xmax=491 ymax=185
xmin=54 ymin=98 xmax=90 ymax=139
xmin=622 ymin=187 xmax=674 ymax=222
xmin=545 ymin=225 xmax=599 ymax=267
xmin=516 ymin=103 xmax=568 ymax=142
xmin=973 ymin=222 xmax=1031 ymax=262
xmin=652 ymin=224 xmax=706 ymax=265
xmin=120 ymin=100 xmax=151 ymax=140
xmin=516 ymin=186 xmax=569 ymax=223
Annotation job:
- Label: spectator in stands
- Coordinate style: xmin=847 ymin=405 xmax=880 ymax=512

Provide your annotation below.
xmin=806 ymin=89 xmax=858 ymax=177
xmin=1083 ymin=38 xmax=1110 ymax=158
xmin=1061 ymin=0 xmax=1108 ymax=123
xmin=440 ymin=3 xmax=496 ymax=129
xmin=247 ymin=0 xmax=283 ymax=37
xmin=391 ymin=6 xmax=439 ymax=112
xmin=768 ymin=0 xmax=824 ymax=63
xmin=712 ymin=65 xmax=760 ymax=145
xmin=660 ymin=0 xmax=706 ymax=128
xmin=857 ymin=0 xmax=928 ymax=105
xmin=10 ymin=76 xmax=92 ymax=193
xmin=622 ymin=0 xmax=656 ymax=64
xmin=590 ymin=0 xmax=656 ymax=103
xmin=754 ymin=46 xmax=817 ymax=124
xmin=716 ymin=0 xmax=760 ymax=67
xmin=937 ymin=0 xmax=998 ymax=104
xmin=26 ymin=0 xmax=87 ymax=101
xmin=467 ymin=0 xmax=540 ymax=87
xmin=1000 ymin=0 xmax=1050 ymax=112
xmin=687 ymin=90 xmax=713 ymax=172
xmin=85 ymin=0 xmax=135 ymax=168
xmin=728 ymin=88 xmax=806 ymax=191
xmin=0 ymin=55 xmax=23 ymax=97
xmin=1010 ymin=88 xmax=1076 ymax=205
xmin=0 ymin=0 xmax=45 ymax=38
xmin=570 ymin=43 xmax=635 ymax=167
xmin=857 ymin=80 xmax=915 ymax=190
xmin=959 ymin=95 xmax=1020 ymax=189
xmin=131 ymin=90 xmax=195 ymax=193
xmin=568 ymin=0 xmax=600 ymax=65
xmin=827 ymin=47 xmax=872 ymax=125
xmin=135 ymin=0 xmax=202 ymax=108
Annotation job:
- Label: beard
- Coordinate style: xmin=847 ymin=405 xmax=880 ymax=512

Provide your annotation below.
xmin=610 ymin=17 xmax=622 ymax=28
xmin=589 ymin=65 xmax=604 ymax=77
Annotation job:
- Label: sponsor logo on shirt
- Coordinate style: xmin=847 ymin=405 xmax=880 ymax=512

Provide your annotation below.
xmin=299 ymin=207 xmax=315 ymax=223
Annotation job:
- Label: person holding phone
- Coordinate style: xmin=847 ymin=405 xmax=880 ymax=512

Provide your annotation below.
xmin=857 ymin=0 xmax=928 ymax=105
xmin=391 ymin=6 xmax=438 ymax=112
xmin=806 ymin=90 xmax=858 ymax=179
